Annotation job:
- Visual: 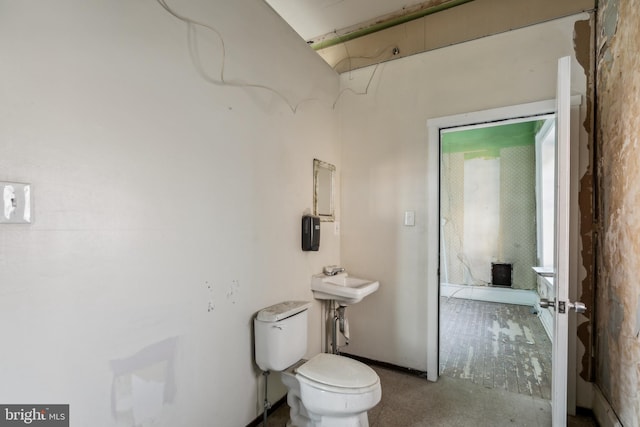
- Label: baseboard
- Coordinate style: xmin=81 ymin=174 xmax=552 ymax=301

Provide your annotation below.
xmin=441 ymin=283 xmax=538 ymax=306
xmin=592 ymin=385 xmax=623 ymax=427
xmin=245 ymin=395 xmax=287 ymax=427
xmin=340 ymin=353 xmax=429 ymax=379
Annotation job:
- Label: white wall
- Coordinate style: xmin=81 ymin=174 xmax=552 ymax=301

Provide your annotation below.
xmin=0 ymin=1 xmax=340 ymax=425
xmin=338 ymin=15 xmax=588 ymax=373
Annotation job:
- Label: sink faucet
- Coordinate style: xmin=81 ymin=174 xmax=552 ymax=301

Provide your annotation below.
xmin=323 ymin=265 xmax=345 ymax=276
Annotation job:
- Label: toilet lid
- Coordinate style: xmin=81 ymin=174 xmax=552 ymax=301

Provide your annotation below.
xmin=256 ymin=301 xmax=311 ymax=322
xmin=296 ymin=353 xmax=379 ymax=389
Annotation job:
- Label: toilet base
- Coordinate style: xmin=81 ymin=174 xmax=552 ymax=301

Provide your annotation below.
xmin=285 ymin=403 xmax=369 ymax=427
xmin=296 ymin=413 xmax=369 ymax=427
xmin=285 ymin=405 xmax=369 ymax=427
xmin=281 ymin=366 xmax=372 ymax=427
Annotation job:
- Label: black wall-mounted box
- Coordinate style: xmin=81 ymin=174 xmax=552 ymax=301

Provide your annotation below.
xmin=301 ymin=215 xmax=320 ymax=251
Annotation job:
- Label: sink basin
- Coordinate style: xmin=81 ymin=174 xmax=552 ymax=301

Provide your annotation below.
xmin=311 ymin=272 xmax=379 ymax=305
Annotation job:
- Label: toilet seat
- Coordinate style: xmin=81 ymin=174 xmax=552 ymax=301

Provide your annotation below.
xmin=296 ymin=353 xmax=379 ymax=393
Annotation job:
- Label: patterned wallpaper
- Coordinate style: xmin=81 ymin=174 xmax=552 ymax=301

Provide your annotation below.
xmin=440 ymin=133 xmax=537 ymax=290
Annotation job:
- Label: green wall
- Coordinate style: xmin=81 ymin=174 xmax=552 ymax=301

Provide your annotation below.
xmin=442 ymin=120 xmax=544 ymax=159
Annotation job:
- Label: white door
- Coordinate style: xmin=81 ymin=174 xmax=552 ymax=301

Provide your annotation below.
xmin=545 ymin=55 xmax=587 ymax=427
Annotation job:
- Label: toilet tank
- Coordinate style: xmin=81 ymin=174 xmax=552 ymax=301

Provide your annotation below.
xmin=254 ymin=301 xmax=311 ymax=372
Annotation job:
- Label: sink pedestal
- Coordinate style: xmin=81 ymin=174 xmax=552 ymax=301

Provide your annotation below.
xmin=331 ymin=303 xmax=348 ymax=354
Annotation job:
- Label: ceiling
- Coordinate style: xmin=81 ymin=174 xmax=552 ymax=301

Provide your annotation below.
xmin=264 ymin=0 xmax=594 ymax=73
xmin=265 ymin=0 xmax=463 ymax=45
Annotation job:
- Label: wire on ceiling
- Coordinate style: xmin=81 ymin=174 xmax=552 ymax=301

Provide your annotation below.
xmin=156 ymin=0 xmax=317 ymax=113
xmin=155 ymin=0 xmax=380 ymax=112
xmin=332 ymin=64 xmax=379 ymax=109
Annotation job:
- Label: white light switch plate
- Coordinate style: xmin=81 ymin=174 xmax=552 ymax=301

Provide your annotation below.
xmin=1 ymin=182 xmax=32 ymax=224
xmin=404 ymin=211 xmax=415 ymax=226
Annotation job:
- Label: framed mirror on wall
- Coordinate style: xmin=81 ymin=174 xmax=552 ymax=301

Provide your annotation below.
xmin=313 ymin=159 xmax=335 ymax=222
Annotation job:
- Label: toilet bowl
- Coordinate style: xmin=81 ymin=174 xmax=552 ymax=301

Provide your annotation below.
xmin=281 ymin=353 xmax=381 ymax=427
xmin=254 ymin=301 xmax=382 ymax=427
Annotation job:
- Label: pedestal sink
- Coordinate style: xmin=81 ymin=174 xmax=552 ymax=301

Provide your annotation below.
xmin=311 ymin=272 xmax=379 ymax=305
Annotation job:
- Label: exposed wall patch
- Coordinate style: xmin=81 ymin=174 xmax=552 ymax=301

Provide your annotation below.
xmin=596 ymin=0 xmax=618 ymax=72
xmin=636 ymin=296 xmax=640 ymax=338
xmin=595 ymin=0 xmax=640 ymax=424
xmin=110 ymin=337 xmax=178 ymax=426
xmin=573 ymin=17 xmax=596 ymax=383
xmin=607 ymin=290 xmax=624 ymax=341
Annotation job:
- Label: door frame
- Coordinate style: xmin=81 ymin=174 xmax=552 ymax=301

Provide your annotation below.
xmin=425 ymin=96 xmax=582 ymax=401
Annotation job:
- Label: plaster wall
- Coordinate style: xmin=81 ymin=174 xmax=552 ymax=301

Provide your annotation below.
xmin=338 ymin=14 xmax=590 ymax=374
xmin=441 ymin=143 xmax=538 ymax=290
xmin=595 ymin=0 xmax=640 ymax=425
xmin=0 ymin=1 xmax=339 ymax=425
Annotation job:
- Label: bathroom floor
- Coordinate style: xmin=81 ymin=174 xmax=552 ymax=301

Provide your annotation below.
xmin=262 ymin=365 xmax=597 ymax=426
xmin=439 ymin=297 xmax=552 ymax=399
xmin=260 ymin=298 xmax=597 ymax=426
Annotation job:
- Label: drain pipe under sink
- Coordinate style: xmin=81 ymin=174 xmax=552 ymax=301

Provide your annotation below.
xmin=331 ymin=302 xmax=349 ymax=354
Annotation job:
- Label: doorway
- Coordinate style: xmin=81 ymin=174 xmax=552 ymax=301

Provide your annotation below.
xmin=437 ymin=117 xmax=554 ymax=399
xmin=426 ymin=100 xmax=558 ymax=383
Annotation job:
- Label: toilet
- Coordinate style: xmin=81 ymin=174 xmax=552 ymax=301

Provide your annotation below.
xmin=254 ymin=301 xmax=381 ymax=427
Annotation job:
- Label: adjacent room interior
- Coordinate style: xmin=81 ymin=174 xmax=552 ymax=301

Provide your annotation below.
xmin=439 ymin=117 xmax=555 ymax=400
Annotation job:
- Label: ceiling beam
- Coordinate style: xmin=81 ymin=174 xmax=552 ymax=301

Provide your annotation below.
xmin=309 ymin=0 xmax=474 ymax=51
xmin=316 ymin=0 xmax=596 ymax=73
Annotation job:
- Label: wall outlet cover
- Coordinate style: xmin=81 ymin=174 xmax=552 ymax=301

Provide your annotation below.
xmin=1 ymin=182 xmax=32 ymax=224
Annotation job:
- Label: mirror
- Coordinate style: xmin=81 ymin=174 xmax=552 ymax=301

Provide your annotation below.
xmin=313 ymin=159 xmax=335 ymax=222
